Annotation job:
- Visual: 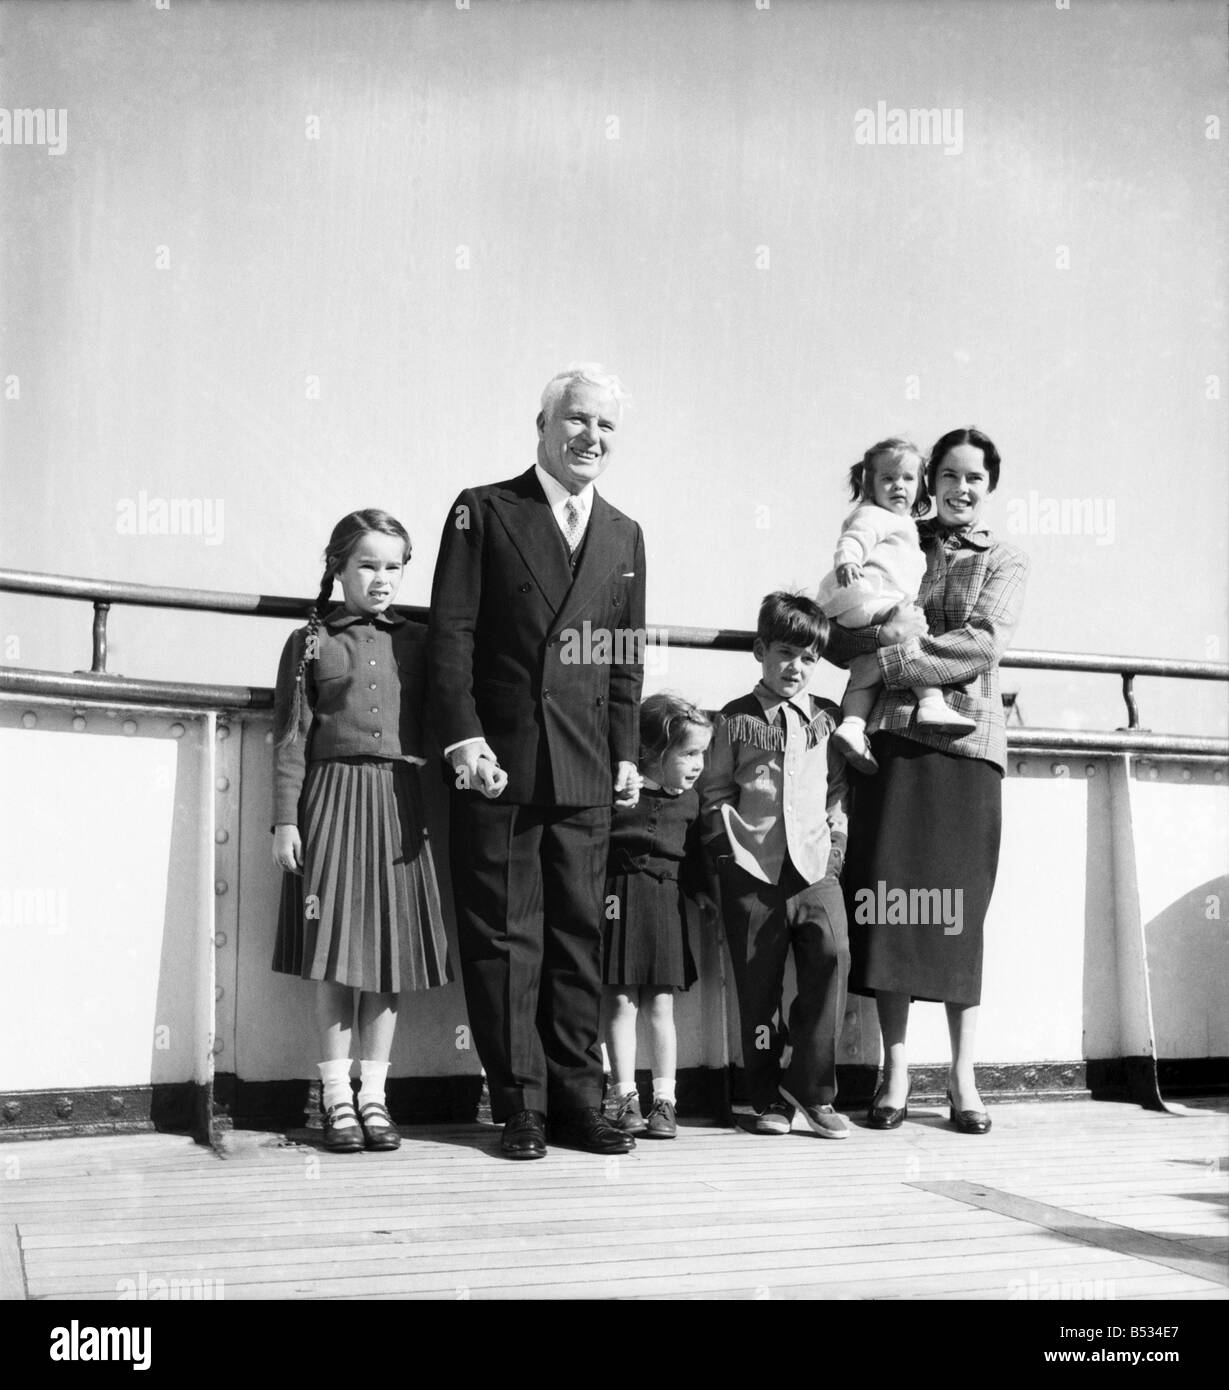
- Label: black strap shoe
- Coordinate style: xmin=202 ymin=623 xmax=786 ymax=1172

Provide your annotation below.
xmin=500 ymin=1109 xmax=547 ymax=1159
xmin=359 ymin=1101 xmax=402 ymax=1152
xmin=550 ymin=1107 xmax=636 ymax=1154
xmin=322 ymin=1101 xmax=365 ymax=1153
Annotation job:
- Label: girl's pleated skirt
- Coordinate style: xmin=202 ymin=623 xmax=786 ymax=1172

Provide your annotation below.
xmin=273 ymin=757 xmax=452 ymax=993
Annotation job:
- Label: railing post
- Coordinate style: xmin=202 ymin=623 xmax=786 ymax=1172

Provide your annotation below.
xmin=90 ymin=602 xmax=110 ymax=674
xmin=1121 ymin=673 xmax=1139 ymax=729
xmin=1105 ymin=754 xmax=1170 ymax=1111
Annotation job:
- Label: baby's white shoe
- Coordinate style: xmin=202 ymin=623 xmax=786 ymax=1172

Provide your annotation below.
xmin=914 ymin=696 xmax=977 ymax=733
xmin=832 ymin=721 xmax=879 ymax=774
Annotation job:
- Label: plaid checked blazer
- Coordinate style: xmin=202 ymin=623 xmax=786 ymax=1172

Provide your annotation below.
xmin=826 ymin=519 xmax=1029 ymax=773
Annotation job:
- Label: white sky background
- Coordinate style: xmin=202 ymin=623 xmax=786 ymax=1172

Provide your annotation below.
xmin=1 ymin=0 xmax=1225 ymax=738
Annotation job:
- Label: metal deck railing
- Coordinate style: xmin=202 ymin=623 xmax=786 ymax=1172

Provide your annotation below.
xmin=1 ymin=567 xmax=1226 ymax=759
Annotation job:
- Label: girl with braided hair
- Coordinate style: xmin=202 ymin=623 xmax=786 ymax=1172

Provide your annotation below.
xmin=271 ymin=510 xmax=451 ymax=1152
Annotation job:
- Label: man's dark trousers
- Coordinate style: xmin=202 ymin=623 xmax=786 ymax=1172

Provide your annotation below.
xmin=451 ymin=797 xmax=612 ymax=1122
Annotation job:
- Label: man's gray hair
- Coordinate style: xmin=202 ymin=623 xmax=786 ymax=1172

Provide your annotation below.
xmin=539 ymin=363 xmax=631 ymax=422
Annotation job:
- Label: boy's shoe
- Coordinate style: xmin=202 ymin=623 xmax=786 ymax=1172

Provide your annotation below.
xmin=778 ymin=1086 xmax=851 ymax=1140
xmin=831 ymin=724 xmax=879 ymax=774
xmin=754 ymin=1100 xmax=795 ymax=1135
xmin=914 ymin=698 xmax=977 ymax=733
xmin=644 ymin=1097 xmax=677 ymax=1139
xmin=603 ymin=1091 xmax=648 ymax=1134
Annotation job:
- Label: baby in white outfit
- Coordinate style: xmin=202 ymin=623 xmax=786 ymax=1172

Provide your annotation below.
xmin=817 ymin=438 xmax=976 ymax=772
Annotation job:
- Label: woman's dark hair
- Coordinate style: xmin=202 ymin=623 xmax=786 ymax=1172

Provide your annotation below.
xmin=927 ymin=427 xmax=1001 ymax=494
xmin=756 ymin=591 xmax=829 ymax=656
xmin=848 ymin=437 xmax=930 ymax=518
xmin=275 ymin=509 xmax=412 ymax=750
xmin=639 ymin=692 xmax=712 ymax=770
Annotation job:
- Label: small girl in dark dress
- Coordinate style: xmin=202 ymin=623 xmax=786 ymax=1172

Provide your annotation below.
xmin=602 ymin=694 xmax=715 ymax=1139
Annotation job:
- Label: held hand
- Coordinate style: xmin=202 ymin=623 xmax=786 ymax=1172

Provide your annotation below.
xmin=272 ymin=824 xmax=302 ymax=874
xmin=451 ymin=742 xmax=508 ymax=799
xmin=835 ymin=562 xmax=863 ymax=588
xmin=612 ymin=761 xmax=641 ymax=809
xmin=476 ymin=755 xmax=509 ymax=798
xmin=878 ymin=602 xmax=927 ymax=646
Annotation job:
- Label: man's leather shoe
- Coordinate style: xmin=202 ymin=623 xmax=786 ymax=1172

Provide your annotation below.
xmin=550 ymin=1107 xmax=635 ymax=1154
xmin=500 ymin=1109 xmax=547 ymax=1159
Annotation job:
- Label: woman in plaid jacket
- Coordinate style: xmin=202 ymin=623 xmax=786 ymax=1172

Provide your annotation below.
xmin=830 ymin=427 xmax=1029 ymax=1136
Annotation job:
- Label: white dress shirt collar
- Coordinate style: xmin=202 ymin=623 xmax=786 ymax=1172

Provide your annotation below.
xmin=534 ymin=462 xmax=594 ymax=529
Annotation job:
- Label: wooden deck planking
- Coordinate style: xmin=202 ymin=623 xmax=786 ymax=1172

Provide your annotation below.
xmin=13 ymin=1185 xmax=970 ymax=1236
xmin=30 ymin=1225 xmax=1083 ymax=1296
xmin=163 ymin=1247 xmax=1171 ymax=1300
xmin=3 ymin=1099 xmax=1225 ymax=1300
xmin=22 ymin=1211 xmax=1031 ymax=1272
xmin=5 ymin=1138 xmax=1219 ymax=1202
xmin=43 ymin=1238 xmax=1147 ymax=1300
xmin=3 ymin=1128 xmax=1216 ymax=1189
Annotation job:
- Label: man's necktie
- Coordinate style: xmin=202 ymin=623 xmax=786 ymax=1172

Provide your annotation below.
xmin=564 ymin=498 xmax=583 ymax=554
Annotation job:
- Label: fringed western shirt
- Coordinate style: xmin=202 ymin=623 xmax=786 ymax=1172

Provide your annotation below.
xmin=699 ymin=682 xmax=848 ymax=886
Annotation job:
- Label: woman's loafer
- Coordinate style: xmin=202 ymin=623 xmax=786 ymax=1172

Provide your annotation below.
xmin=359 ymin=1101 xmax=402 ymax=1151
xmin=322 ymin=1100 xmax=365 ymax=1153
xmin=866 ymin=1084 xmax=909 ymax=1130
xmin=947 ymin=1091 xmax=991 ymax=1135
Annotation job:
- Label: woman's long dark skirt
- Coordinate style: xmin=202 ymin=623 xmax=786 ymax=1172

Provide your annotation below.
xmin=845 ymin=732 xmax=1002 ymax=1007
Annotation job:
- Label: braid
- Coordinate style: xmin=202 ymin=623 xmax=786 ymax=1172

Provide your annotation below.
xmin=276 ymin=568 xmax=334 ymax=750
xmin=274 ymin=508 xmax=411 ymax=750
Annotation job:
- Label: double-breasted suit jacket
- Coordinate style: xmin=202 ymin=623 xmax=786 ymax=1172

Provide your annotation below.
xmin=429 ymin=468 xmax=646 ymax=806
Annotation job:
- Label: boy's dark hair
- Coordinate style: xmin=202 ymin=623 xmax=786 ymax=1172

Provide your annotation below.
xmin=756 ymin=591 xmax=829 ymax=656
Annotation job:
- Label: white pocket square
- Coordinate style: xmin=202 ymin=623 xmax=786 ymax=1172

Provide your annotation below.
xmin=622 ymin=572 xmax=635 ymax=578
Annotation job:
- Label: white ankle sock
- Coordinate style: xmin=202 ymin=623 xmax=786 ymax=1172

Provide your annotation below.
xmin=318 ymin=1059 xmax=354 ymax=1113
xmin=838 ymin=715 xmax=866 ymax=732
xmin=610 ymin=1081 xmax=637 ymax=1100
xmin=357 ymin=1059 xmax=390 ymax=1110
xmin=652 ymin=1077 xmax=676 ymax=1103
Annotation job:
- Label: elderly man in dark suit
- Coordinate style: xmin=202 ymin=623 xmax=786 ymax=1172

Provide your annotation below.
xmin=428 ymin=364 xmax=646 ymax=1158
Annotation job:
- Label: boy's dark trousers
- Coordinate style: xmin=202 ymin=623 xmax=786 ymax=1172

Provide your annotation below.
xmin=719 ymin=854 xmax=850 ymax=1112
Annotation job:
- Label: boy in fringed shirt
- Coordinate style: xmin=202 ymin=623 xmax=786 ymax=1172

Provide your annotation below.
xmin=699 ymin=592 xmax=852 ymax=1137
